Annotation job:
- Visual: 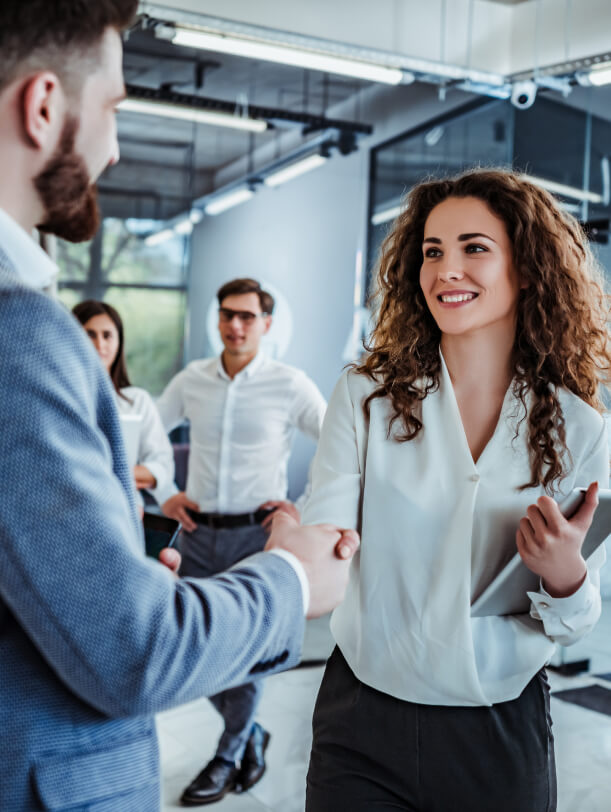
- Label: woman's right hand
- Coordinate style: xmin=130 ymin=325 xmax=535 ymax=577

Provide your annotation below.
xmin=161 ymin=492 xmax=199 ymax=533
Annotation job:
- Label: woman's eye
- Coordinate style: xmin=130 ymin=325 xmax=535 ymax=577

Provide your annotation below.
xmin=465 ymin=243 xmax=486 ymax=254
xmin=424 ymin=247 xmax=441 ymax=258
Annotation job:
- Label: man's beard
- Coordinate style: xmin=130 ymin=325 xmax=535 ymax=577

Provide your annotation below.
xmin=35 ymin=116 xmax=101 ymax=243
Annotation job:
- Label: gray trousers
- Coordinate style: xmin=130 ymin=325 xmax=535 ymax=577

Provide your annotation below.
xmin=178 ymin=522 xmax=268 ymax=762
xmin=307 ymin=647 xmax=557 ymax=812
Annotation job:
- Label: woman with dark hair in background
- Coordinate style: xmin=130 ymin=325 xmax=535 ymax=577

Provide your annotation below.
xmin=303 ymin=168 xmax=611 ymax=812
xmin=73 ymin=299 xmax=174 ymax=506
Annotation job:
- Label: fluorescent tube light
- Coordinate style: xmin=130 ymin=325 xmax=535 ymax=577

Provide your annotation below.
xmin=264 ymin=153 xmax=328 ymax=187
xmin=171 ymin=28 xmax=404 ymax=85
xmin=204 ymin=188 xmax=254 ymax=215
xmin=576 ymin=62 xmax=611 ymax=87
xmin=371 ymin=204 xmax=403 ymax=226
xmin=524 ymin=174 xmax=603 ymax=204
xmin=145 ymin=228 xmax=174 ymax=247
xmin=174 ymin=218 xmax=194 ymax=236
xmin=118 ymin=98 xmax=268 ymax=133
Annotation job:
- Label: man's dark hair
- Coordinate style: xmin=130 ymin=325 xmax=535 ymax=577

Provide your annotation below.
xmin=217 ymin=278 xmax=275 ymax=315
xmin=0 ymin=1 xmax=138 ymax=95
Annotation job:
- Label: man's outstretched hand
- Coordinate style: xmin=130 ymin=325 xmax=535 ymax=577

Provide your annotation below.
xmin=264 ymin=510 xmax=359 ymax=618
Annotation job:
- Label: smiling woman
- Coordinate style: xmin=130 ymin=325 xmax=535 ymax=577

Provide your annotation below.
xmin=419 ymin=196 xmax=522 ymax=341
xmin=303 ymin=167 xmax=611 ymax=812
xmin=361 ymin=168 xmax=609 ymax=489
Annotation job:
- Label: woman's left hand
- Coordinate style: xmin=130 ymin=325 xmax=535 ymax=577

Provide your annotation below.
xmin=516 ymin=481 xmax=599 ymax=598
xmin=134 ymin=464 xmax=156 ymax=490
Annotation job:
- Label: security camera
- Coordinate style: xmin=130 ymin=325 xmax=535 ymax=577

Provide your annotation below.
xmin=511 ymin=80 xmax=537 ymax=110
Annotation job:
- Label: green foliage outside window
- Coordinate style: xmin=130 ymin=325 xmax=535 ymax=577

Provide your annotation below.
xmin=56 ymin=218 xmax=188 ymax=395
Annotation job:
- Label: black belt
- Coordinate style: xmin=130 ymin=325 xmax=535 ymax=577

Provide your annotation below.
xmin=187 ymin=507 xmax=275 ymax=530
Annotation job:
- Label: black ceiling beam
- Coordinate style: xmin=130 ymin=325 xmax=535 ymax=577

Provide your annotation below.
xmin=125 ymin=83 xmax=373 ymax=136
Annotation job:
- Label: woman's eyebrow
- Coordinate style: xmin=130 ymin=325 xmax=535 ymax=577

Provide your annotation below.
xmin=458 ymin=232 xmax=496 ymax=242
xmin=422 ymin=236 xmax=441 ymax=244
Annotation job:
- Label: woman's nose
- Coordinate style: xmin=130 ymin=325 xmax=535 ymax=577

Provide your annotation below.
xmin=438 ymin=254 xmax=465 ymax=281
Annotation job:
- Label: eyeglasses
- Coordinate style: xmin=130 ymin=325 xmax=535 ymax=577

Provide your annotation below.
xmin=218 ymin=307 xmax=268 ymax=324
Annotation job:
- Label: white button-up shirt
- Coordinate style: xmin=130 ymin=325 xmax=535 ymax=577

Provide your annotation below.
xmin=116 ymin=386 xmax=175 ymax=506
xmin=156 ymin=353 xmax=327 ymax=513
xmin=302 ymin=356 xmax=608 ymax=706
xmin=0 ymin=208 xmax=58 ymax=291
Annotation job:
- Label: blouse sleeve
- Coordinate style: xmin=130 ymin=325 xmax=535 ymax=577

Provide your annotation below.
xmin=301 ymin=370 xmax=364 ymax=531
xmin=528 ymin=419 xmax=609 ymax=646
xmin=133 ymin=389 xmax=176 ymax=506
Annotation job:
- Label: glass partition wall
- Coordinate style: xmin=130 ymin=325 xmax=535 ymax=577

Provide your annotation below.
xmin=368 ymin=93 xmax=611 ymax=293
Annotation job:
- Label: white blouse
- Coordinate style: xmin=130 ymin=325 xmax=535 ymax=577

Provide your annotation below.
xmin=302 ymin=357 xmax=608 ymax=707
xmin=115 ymin=386 xmax=175 ymax=506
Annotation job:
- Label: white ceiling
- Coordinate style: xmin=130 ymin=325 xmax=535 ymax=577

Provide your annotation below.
xmin=101 ymin=1 xmax=611 ymax=219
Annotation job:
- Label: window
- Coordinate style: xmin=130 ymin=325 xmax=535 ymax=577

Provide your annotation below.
xmin=56 ymin=217 xmax=189 ymax=395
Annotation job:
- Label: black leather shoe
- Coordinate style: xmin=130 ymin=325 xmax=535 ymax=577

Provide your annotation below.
xmin=237 ymin=723 xmax=271 ymax=793
xmin=180 ymin=757 xmax=240 ymax=806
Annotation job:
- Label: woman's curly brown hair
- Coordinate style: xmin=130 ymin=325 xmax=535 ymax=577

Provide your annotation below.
xmin=356 ymin=168 xmax=610 ymax=491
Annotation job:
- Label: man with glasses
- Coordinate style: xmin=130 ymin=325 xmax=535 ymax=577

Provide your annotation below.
xmin=158 ymin=277 xmax=327 ymax=805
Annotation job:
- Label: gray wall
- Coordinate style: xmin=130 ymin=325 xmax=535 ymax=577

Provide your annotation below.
xmin=185 ymin=82 xmax=475 ymax=498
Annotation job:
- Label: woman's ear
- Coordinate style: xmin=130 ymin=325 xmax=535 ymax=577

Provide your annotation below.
xmin=21 ymin=72 xmax=64 ymax=150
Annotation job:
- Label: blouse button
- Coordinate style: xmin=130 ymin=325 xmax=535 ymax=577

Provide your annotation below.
xmin=470 ymin=474 xmax=480 ymax=482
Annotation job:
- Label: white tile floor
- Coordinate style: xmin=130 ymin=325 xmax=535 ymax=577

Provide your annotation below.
xmin=158 ymin=605 xmax=611 ymax=811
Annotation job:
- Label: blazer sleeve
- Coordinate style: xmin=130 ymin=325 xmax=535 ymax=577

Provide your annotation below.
xmin=0 ymin=289 xmax=304 ymax=717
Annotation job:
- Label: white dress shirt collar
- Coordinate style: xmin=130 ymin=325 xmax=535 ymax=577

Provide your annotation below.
xmin=0 ymin=208 xmax=58 ymax=290
xmin=216 ymin=351 xmax=266 ymax=381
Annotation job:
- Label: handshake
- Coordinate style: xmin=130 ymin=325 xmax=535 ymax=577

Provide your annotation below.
xmin=264 ymin=510 xmax=360 ymax=618
xmin=160 ymin=505 xmax=360 ymax=619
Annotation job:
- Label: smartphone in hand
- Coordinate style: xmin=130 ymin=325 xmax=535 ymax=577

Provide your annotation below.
xmin=143 ymin=512 xmax=181 ymax=560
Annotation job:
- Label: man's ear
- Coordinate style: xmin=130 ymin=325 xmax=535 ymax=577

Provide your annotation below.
xmin=263 ymin=315 xmax=272 ymax=335
xmin=21 ymin=72 xmax=64 ymax=150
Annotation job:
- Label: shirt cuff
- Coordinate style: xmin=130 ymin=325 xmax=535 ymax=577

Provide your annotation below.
xmin=144 ymin=461 xmax=165 ymax=491
xmin=268 ymin=549 xmax=310 ymax=615
xmin=528 ymin=573 xmax=594 ymax=629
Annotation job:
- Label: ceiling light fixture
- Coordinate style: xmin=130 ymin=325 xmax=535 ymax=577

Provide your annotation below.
xmin=524 ymin=174 xmax=603 ymax=204
xmin=144 ymin=228 xmax=174 ymax=247
xmin=264 ymin=153 xmax=328 ymax=187
xmin=371 ymin=204 xmax=403 ymax=226
xmin=174 ymin=218 xmax=194 ymax=236
xmin=118 ymin=98 xmax=268 ymax=133
xmin=576 ymin=62 xmax=611 ymax=87
xmin=204 ymin=188 xmax=255 ymax=215
xmin=167 ymin=26 xmax=404 ymax=85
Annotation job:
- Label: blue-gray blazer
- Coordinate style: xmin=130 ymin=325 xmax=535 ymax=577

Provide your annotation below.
xmin=0 ymin=255 xmax=304 ymax=811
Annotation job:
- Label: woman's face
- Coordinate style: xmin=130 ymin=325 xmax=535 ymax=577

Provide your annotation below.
xmin=419 ymin=196 xmax=522 ymax=341
xmin=82 ymin=313 xmax=120 ymax=372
